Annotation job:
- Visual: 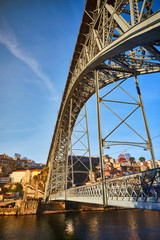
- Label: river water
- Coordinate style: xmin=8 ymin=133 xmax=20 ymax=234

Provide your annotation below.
xmin=0 ymin=210 xmax=160 ymax=240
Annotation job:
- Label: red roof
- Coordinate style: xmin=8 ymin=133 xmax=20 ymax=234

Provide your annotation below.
xmin=13 ymin=169 xmax=42 ymax=173
xmin=31 ymin=169 xmax=42 ymax=172
xmin=13 ymin=170 xmax=26 ymax=172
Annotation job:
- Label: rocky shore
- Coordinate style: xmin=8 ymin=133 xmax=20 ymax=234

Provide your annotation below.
xmin=0 ymin=200 xmax=40 ymax=216
xmin=0 ymin=200 xmax=123 ymax=216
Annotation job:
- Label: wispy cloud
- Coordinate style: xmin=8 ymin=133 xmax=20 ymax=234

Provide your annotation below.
xmin=0 ymin=27 xmax=59 ymax=102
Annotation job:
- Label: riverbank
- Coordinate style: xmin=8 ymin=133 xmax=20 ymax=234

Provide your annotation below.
xmin=0 ymin=200 xmax=40 ymax=216
xmin=0 ymin=200 xmax=127 ymax=216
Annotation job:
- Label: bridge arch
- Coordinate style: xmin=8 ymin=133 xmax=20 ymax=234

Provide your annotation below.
xmin=45 ymin=0 xmax=160 ymax=208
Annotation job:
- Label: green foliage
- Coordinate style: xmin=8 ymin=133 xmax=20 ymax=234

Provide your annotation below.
xmin=7 ymin=183 xmax=23 ymax=194
xmin=139 ymin=157 xmax=145 ymax=162
xmin=8 ymin=188 xmax=15 ymax=193
xmin=42 ymin=167 xmax=49 ymax=174
xmin=30 ymin=167 xmax=48 ymax=192
xmin=42 ymin=175 xmax=47 ymax=183
xmin=33 ymin=175 xmax=38 ymax=180
xmin=129 ymin=157 xmax=135 ymax=165
xmin=16 ymin=183 xmax=23 ymax=192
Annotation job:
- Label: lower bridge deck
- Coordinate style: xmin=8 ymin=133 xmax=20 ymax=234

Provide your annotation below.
xmin=48 ymin=168 xmax=160 ymax=211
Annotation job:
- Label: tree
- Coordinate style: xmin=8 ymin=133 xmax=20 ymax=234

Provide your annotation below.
xmin=15 ymin=183 xmax=23 ymax=193
xmin=129 ymin=157 xmax=135 ymax=165
xmin=8 ymin=183 xmax=23 ymax=195
xmin=139 ymin=157 xmax=145 ymax=162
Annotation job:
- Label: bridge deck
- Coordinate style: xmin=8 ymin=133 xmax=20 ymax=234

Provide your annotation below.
xmin=49 ymin=168 xmax=160 ymax=211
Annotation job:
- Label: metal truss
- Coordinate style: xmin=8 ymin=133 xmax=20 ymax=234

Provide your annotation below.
xmin=45 ymin=128 xmax=66 ymax=198
xmin=45 ymin=101 xmax=93 ymax=201
xmin=45 ymin=0 xmax=160 ymax=202
xmin=67 ymin=102 xmax=93 ymax=187
xmin=104 ymin=141 xmax=149 ymax=148
xmin=94 ymin=70 xmax=156 ymax=168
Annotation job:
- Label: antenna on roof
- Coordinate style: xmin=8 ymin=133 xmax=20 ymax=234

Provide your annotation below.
xmin=84 ymin=0 xmax=86 ymax=8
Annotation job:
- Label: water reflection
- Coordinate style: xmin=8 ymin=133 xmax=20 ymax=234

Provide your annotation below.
xmin=0 ymin=210 xmax=160 ymax=240
xmin=126 ymin=211 xmax=141 ymax=240
xmin=80 ymin=211 xmax=100 ymax=240
xmin=66 ymin=220 xmax=74 ymax=234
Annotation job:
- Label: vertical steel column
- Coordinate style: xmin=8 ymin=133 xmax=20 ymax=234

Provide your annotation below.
xmin=55 ymin=160 xmax=59 ymax=193
xmin=50 ymin=166 xmax=54 ymax=194
xmin=65 ymin=99 xmax=73 ymax=190
xmin=71 ymin=140 xmax=74 ymax=186
xmin=55 ymin=130 xmax=62 ymax=193
xmin=84 ymin=104 xmax=93 ymax=183
xmin=62 ymin=161 xmax=65 ymax=190
xmin=95 ymin=70 xmax=106 ymax=204
xmin=102 ymin=7 xmax=105 ymax=48
xmin=134 ymin=75 xmax=156 ymax=168
xmin=44 ymin=160 xmax=51 ymax=202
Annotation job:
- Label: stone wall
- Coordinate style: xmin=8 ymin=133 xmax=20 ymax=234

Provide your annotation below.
xmin=0 ymin=200 xmax=118 ymax=216
xmin=0 ymin=208 xmax=17 ymax=216
xmin=18 ymin=200 xmax=40 ymax=215
xmin=0 ymin=200 xmax=40 ymax=216
xmin=39 ymin=201 xmax=65 ymax=214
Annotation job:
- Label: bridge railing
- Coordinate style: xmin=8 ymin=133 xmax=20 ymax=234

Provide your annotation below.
xmin=49 ymin=168 xmax=160 ymax=210
xmin=51 ymin=190 xmax=65 ymax=201
xmin=50 ymin=182 xmax=103 ymax=204
xmin=66 ymin=181 xmax=103 ymax=204
xmin=105 ymin=168 xmax=160 ymax=209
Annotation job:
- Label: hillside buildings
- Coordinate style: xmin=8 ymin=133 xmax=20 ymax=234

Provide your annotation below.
xmin=0 ymin=153 xmax=45 ymax=187
xmin=0 ymin=153 xmax=45 ymax=170
xmin=0 ymin=154 xmax=15 ymax=167
xmin=88 ymin=155 xmax=160 ymax=183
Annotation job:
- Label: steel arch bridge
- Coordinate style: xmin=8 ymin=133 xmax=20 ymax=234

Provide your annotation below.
xmin=44 ymin=0 xmax=160 ymax=210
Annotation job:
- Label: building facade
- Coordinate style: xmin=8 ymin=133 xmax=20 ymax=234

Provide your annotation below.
xmin=0 ymin=154 xmax=15 ymax=167
xmin=10 ymin=169 xmax=42 ymax=183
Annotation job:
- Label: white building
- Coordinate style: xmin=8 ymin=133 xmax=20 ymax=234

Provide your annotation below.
xmin=10 ymin=170 xmax=26 ymax=183
xmin=10 ymin=169 xmax=42 ymax=183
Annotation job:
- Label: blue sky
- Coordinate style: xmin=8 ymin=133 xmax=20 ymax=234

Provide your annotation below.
xmin=0 ymin=0 xmax=160 ymax=163
xmin=0 ymin=0 xmax=84 ymax=163
xmin=87 ymin=73 xmax=160 ymax=161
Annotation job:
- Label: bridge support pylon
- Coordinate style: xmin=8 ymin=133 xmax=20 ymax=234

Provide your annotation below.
xmin=134 ymin=75 xmax=156 ymax=168
xmin=95 ymin=69 xmax=106 ymax=205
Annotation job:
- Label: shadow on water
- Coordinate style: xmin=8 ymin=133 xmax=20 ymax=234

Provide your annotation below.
xmin=0 ymin=210 xmax=160 ymax=240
